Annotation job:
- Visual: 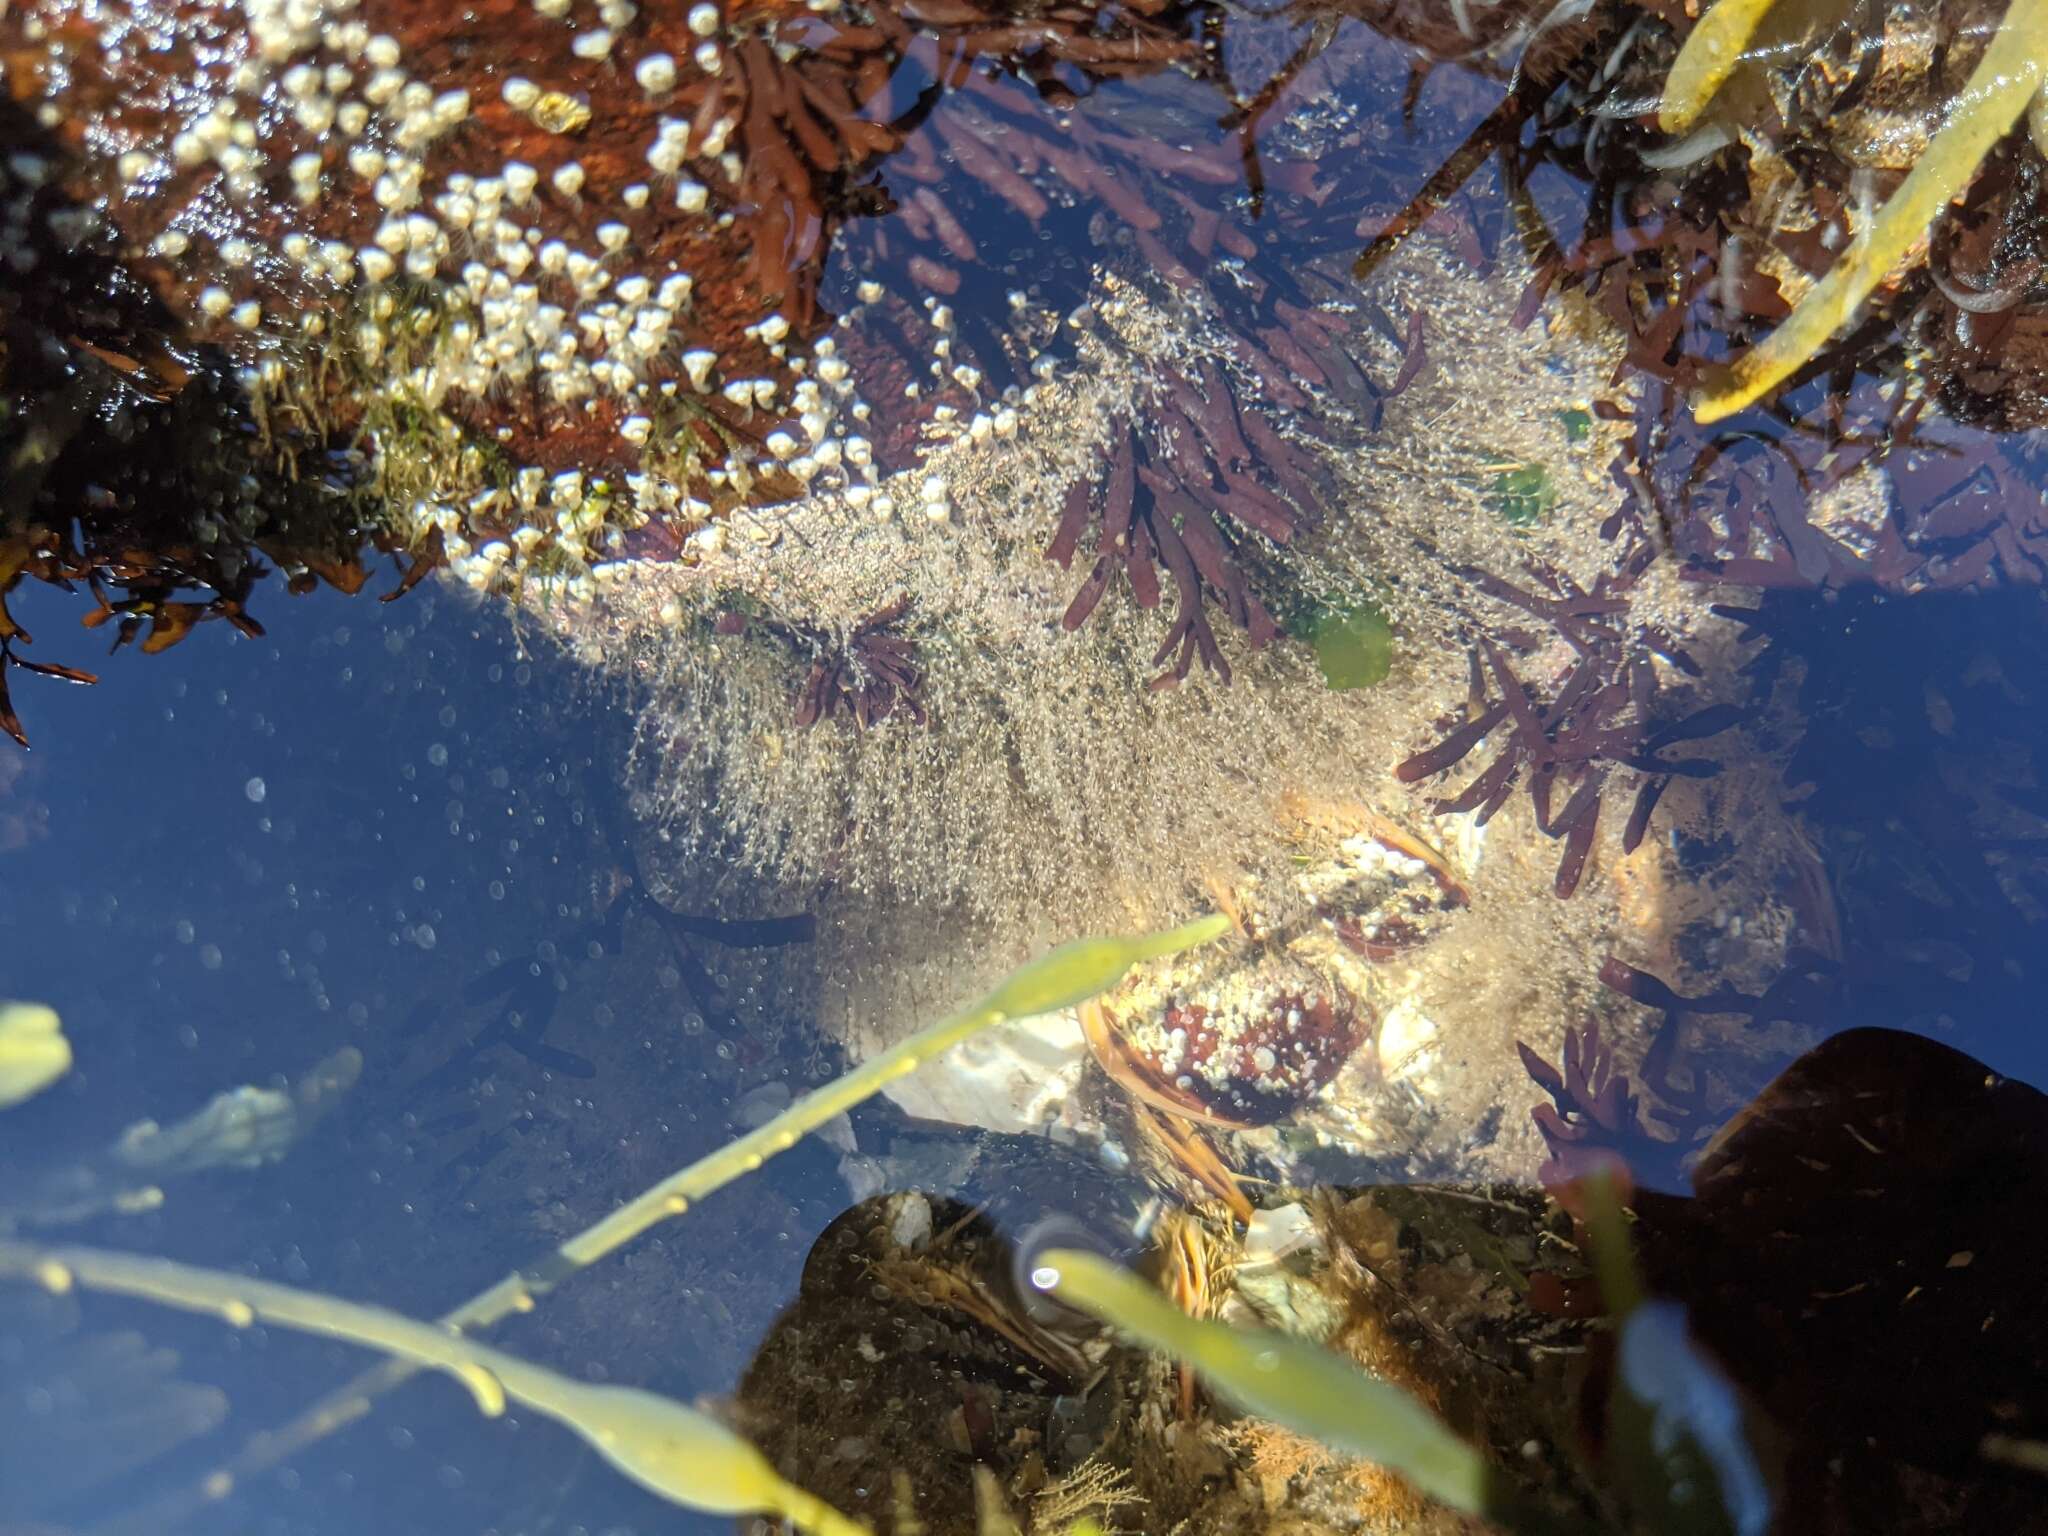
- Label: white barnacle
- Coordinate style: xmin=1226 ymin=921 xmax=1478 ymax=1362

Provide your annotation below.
xmin=764 ymin=430 xmax=798 ymax=460
xmin=635 ymin=53 xmax=677 ymax=94
xmin=503 ymin=161 xmax=540 ymax=203
xmin=683 ymin=349 xmax=717 ymax=391
xmin=693 ymin=39 xmax=723 ymax=73
xmin=552 ymin=162 xmax=585 ymax=198
xmin=293 ymin=97 xmax=337 ymax=136
xmin=572 ymin=28 xmax=614 ymax=59
xmin=646 ymin=137 xmax=687 ymax=178
xmin=502 ymin=77 xmax=541 ymax=110
xmin=622 ymin=183 xmax=650 ymax=209
xmin=674 ymin=179 xmax=708 ymax=214
xmin=597 ymin=222 xmax=630 ymax=252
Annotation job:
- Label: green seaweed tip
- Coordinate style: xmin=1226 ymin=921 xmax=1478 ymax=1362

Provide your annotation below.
xmin=1036 ymin=1247 xmax=1514 ymax=1519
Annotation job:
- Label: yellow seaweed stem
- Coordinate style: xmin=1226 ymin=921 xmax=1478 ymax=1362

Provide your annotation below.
xmin=1656 ymin=0 xmax=1784 ymax=135
xmin=1033 ymin=1247 xmax=1506 ymax=1518
xmin=1685 ymin=0 xmax=2048 ymax=423
xmin=0 ymin=1239 xmax=869 ymax=1536
xmin=105 ymin=914 xmax=1235 ymax=1535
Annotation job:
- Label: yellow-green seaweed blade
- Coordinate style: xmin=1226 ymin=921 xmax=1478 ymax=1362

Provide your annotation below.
xmin=0 ymin=1240 xmax=867 ymax=1536
xmin=1695 ymin=0 xmax=2048 ymax=422
xmin=1658 ymin=0 xmax=1784 ymax=134
xmin=552 ymin=910 xmax=1233 ymax=1273
xmin=1037 ymin=1248 xmax=1501 ymax=1517
xmin=0 ymin=1001 xmax=72 ymax=1109
xmin=108 ymin=913 xmax=1235 ymax=1535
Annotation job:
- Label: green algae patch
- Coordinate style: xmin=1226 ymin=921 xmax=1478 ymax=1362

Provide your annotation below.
xmin=1307 ymin=604 xmax=1394 ymax=691
xmin=1485 ymin=462 xmax=1557 ymax=529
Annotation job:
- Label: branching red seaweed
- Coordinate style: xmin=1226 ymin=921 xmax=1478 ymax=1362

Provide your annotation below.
xmin=1042 ymin=360 xmax=1328 ymax=686
xmin=781 ymin=594 xmax=929 ymax=729
xmin=1395 ymin=548 xmax=1747 ymax=897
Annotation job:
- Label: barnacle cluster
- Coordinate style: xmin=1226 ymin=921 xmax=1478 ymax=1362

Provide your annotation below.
xmin=0 ymin=0 xmax=1256 ymax=621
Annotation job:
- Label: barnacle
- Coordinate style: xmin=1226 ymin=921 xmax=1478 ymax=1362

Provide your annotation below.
xmin=1662 ymin=0 xmax=2048 ymax=421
